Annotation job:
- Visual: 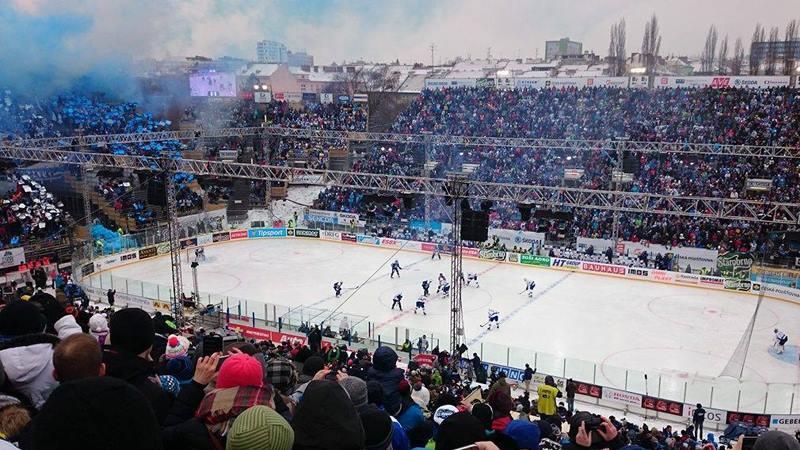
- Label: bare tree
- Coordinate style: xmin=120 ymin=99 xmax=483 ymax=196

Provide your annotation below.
xmin=731 ymin=38 xmax=746 ymax=75
xmin=701 ymin=25 xmax=718 ymax=73
xmin=766 ymin=26 xmax=780 ymax=75
xmin=750 ymin=23 xmax=765 ymax=74
xmin=641 ymin=14 xmax=662 ymax=72
xmin=717 ymin=35 xmax=729 ymax=74
xmin=785 ymin=19 xmax=798 ymax=75
xmin=608 ymin=18 xmax=627 ymax=76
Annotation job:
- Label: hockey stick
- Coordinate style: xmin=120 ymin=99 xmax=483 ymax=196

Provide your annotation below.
xmin=479 ymin=320 xmax=491 ymax=328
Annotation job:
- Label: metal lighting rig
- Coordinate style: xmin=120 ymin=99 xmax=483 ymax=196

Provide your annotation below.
xmin=445 ymin=174 xmax=471 ymax=358
xmin=162 ymin=164 xmax=184 ymax=325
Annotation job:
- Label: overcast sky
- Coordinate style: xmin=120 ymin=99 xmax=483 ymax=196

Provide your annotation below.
xmin=5 ymin=0 xmax=800 ymax=66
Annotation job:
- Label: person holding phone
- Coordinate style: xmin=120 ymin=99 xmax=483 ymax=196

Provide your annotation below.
xmin=732 ymin=431 xmax=800 ymax=450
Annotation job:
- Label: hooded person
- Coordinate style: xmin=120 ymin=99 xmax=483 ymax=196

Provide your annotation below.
xmin=341 ymin=376 xmax=410 ymax=450
xmin=396 ymin=378 xmax=425 ymax=432
xmin=31 ymin=377 xmax=162 ymax=450
xmin=367 ymin=346 xmax=405 ymax=416
xmin=291 ymin=380 xmax=365 ymax=450
xmin=88 ymin=313 xmax=109 ymax=346
xmin=753 ymin=430 xmax=800 ymax=450
xmin=0 ymin=296 xmax=81 ymax=409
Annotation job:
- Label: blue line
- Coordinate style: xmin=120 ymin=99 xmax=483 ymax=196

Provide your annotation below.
xmin=467 ymin=272 xmax=573 ymax=347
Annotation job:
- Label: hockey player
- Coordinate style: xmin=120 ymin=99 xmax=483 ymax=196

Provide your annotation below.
xmin=194 ymin=246 xmax=206 ymax=262
xmin=466 ymin=273 xmax=479 ymax=287
xmin=486 ymin=309 xmax=500 ymax=330
xmin=421 ymin=280 xmax=431 ymax=297
xmin=523 ymin=278 xmax=536 ymax=298
xmin=414 ymin=296 xmax=427 ymax=315
xmin=431 ymin=244 xmax=442 ymax=260
xmin=390 ymin=260 xmax=402 ymax=278
xmin=774 ymin=328 xmax=788 ymax=354
xmin=391 ymin=293 xmax=403 ymax=311
xmin=458 ymin=271 xmax=466 ymax=284
xmin=440 ymin=281 xmax=451 ymax=297
xmin=436 ymin=273 xmax=447 ymax=293
xmin=333 ymin=281 xmax=343 ymax=298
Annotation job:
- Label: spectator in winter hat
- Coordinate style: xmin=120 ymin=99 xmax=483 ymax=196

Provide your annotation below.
xmin=164 ymin=334 xmax=190 ymax=359
xmin=53 ymin=333 xmax=105 ymax=381
xmin=397 ymin=378 xmax=425 ymax=432
xmin=367 ymin=346 xmax=405 ymax=416
xmin=407 ymin=420 xmax=434 ymax=450
xmin=367 ymin=380 xmax=385 ymax=408
xmin=751 ymin=430 xmax=800 ymax=450
xmin=505 ymin=419 xmax=542 ymax=450
xmin=435 ymin=412 xmax=486 ymax=450
xmin=217 ymin=353 xmax=263 ymax=389
xmin=88 ymin=313 xmax=108 ymax=346
xmin=291 ymin=355 xmax=324 ymax=403
xmin=31 ymin=377 xmax=162 ymax=450
xmin=487 ymin=389 xmax=514 ymax=432
xmin=264 ymin=357 xmax=298 ymax=394
xmin=339 ymin=375 xmax=369 ymax=409
xmin=291 ymin=380 xmax=365 ymax=450
xmin=165 ymin=355 xmax=194 ymax=385
xmin=227 ymin=405 xmax=294 ymax=450
xmin=0 ymin=298 xmax=81 ymax=409
xmin=359 ymin=403 xmax=394 ymax=450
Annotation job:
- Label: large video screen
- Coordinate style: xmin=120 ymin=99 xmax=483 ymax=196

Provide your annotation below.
xmin=189 ymin=72 xmax=237 ymax=97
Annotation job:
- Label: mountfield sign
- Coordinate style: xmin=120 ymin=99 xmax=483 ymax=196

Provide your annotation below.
xmin=582 ymin=262 xmax=626 ymax=275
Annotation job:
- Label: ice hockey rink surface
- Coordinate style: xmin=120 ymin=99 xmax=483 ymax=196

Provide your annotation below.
xmin=103 ymin=238 xmax=800 ymax=410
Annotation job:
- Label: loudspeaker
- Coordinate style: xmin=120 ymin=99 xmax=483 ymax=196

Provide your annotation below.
xmin=622 ymin=152 xmax=640 ymax=173
xmin=518 ymin=204 xmax=533 ymax=221
xmin=461 ymin=210 xmax=489 ymax=242
xmin=147 ymin=178 xmax=167 ymax=207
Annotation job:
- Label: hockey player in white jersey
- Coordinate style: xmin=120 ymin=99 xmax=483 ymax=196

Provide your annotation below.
xmin=436 ymin=273 xmax=447 ymax=293
xmin=414 ymin=296 xmax=427 ymax=315
xmin=774 ymin=328 xmax=788 ymax=354
xmin=522 ymin=278 xmax=536 ymax=297
xmin=466 ymin=273 xmax=479 ymax=287
xmin=483 ymin=309 xmax=500 ymax=329
xmin=439 ymin=281 xmax=451 ymax=297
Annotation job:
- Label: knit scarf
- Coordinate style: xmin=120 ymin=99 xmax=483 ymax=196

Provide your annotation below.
xmin=195 ymin=385 xmax=274 ymax=437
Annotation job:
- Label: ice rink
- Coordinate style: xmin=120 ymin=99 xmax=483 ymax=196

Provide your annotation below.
xmin=103 ymin=238 xmax=800 ymax=409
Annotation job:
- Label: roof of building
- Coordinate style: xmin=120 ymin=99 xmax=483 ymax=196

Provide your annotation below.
xmin=239 ymin=64 xmax=280 ymax=77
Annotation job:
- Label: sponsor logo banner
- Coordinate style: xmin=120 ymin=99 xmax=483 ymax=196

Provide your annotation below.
xmin=627 ymin=267 xmax=649 ymax=277
xmin=83 ymin=284 xmax=156 ymax=312
xmin=81 ymin=262 xmax=95 ymax=277
xmin=380 ymin=238 xmax=400 ymax=248
xmin=551 ymin=258 xmax=582 ymax=269
xmin=321 ymin=230 xmax=341 ymax=241
xmin=227 ymin=322 xmax=308 ymax=345
xmin=717 ymin=251 xmax=754 ymax=280
xmin=341 ymin=232 xmax=357 ymax=243
xmin=156 ymin=242 xmax=171 ymax=255
xmin=641 ymin=395 xmax=684 ymax=416
xmin=412 ymin=354 xmax=437 ymax=368
xmin=180 ymin=238 xmax=198 ymax=249
xmin=462 ymin=247 xmax=480 ymax=258
xmin=294 ymin=228 xmax=320 ymax=238
xmin=139 ymin=246 xmax=158 ymax=259
xmin=724 ymin=279 xmax=752 ymax=291
xmin=248 ymin=228 xmax=287 ymax=239
xmin=760 ymin=284 xmax=800 ymax=302
xmin=651 ymin=270 xmax=675 ymax=282
xmin=683 ymin=405 xmax=727 ymax=425
xmin=601 ymin=388 xmax=642 ymax=407
xmin=420 ymin=243 xmax=437 ymax=252
xmin=520 ymin=254 xmax=550 ymax=267
xmin=700 ymin=276 xmax=724 ymax=287
xmin=726 ymin=412 xmax=771 ymax=427
xmin=582 ymin=262 xmax=626 ymax=275
xmin=197 ymin=234 xmax=213 ymax=245
xmin=573 ymin=381 xmax=602 ymax=399
xmin=507 ymin=253 xmax=519 ymax=263
xmin=676 ymin=273 xmax=700 ymax=285
xmin=357 ymin=235 xmax=380 ymax=245
xmin=120 ymin=252 xmax=137 ymax=262
xmin=770 ymin=415 xmax=800 ymax=428
xmin=286 ymin=228 xmax=294 ymax=236
xmin=212 ymin=232 xmax=231 ymax=242
xmin=479 ymin=249 xmax=507 ymax=261
xmin=229 ymin=230 xmax=248 ymax=240
xmin=0 ymin=247 xmax=26 ymax=269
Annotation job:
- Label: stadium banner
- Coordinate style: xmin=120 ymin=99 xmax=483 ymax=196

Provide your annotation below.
xmin=514 ymin=78 xmax=545 ymax=89
xmin=0 ymin=247 xmax=26 ymax=269
xmin=293 ymin=228 xmax=320 ymax=239
xmin=156 ymin=242 xmax=171 ymax=255
xmin=641 ymin=395 xmax=684 ymax=416
xmin=675 ymin=273 xmax=700 ymax=285
xmin=626 ymin=267 xmax=650 ymax=278
xmin=759 ymin=283 xmax=800 ymax=303
xmin=341 ymin=232 xmax=357 ymax=243
xmin=320 ymin=93 xmax=333 ymax=104
xmin=253 ymin=91 xmax=272 ymax=103
xmin=189 ymin=72 xmax=237 ymax=97
xmin=380 ymin=238 xmax=402 ymax=248
xmin=485 ymin=229 xmax=545 ymax=253
xmin=649 ymin=270 xmax=675 ymax=283
xmin=700 ymin=275 xmax=725 ymax=288
xmin=724 ymin=279 xmax=754 ymax=292
xmin=656 ymin=76 xmax=790 ymax=89
xmin=573 ymin=380 xmax=603 ymax=399
xmin=519 ymin=254 xmax=550 ymax=267
xmin=424 ymin=78 xmax=478 ymax=89
xmin=138 ymin=246 xmax=158 ymax=260
xmin=320 ymin=230 xmax=341 ymax=241
xmin=581 ymin=261 xmax=627 ymax=276
xmin=197 ymin=234 xmax=213 ymax=245
xmin=180 ymin=238 xmax=198 ymax=249
xmin=629 ymin=76 xmax=650 ymax=89
xmin=584 ymin=77 xmax=629 ymax=88
xmin=462 ymin=247 xmax=480 ymax=258
xmin=726 ymin=411 xmax=771 ymax=427
xmin=227 ymin=321 xmax=308 ymax=345
xmin=92 ymin=255 xmax=118 ymax=272
xmin=479 ymin=249 xmax=507 ymax=261
xmin=580 ymin=238 xmax=717 ymax=272
xmin=229 ymin=230 xmax=248 ymax=240
xmin=412 ymin=353 xmax=437 ymax=368
xmin=83 ymin=284 xmax=161 ymax=312
xmin=770 ymin=415 xmax=800 ymax=429
xmin=601 ymin=388 xmax=642 ymax=407
xmin=247 ymin=228 xmax=288 ymax=239
xmin=212 ymin=232 xmax=231 ymax=243
xmin=304 ymin=209 xmax=336 ymax=224
xmin=717 ymin=251 xmax=754 ymax=280
xmin=356 ymin=235 xmax=380 ymax=246
xmin=81 ymin=262 xmax=95 ymax=277
xmin=683 ymin=404 xmax=727 ymax=426
xmin=550 ymin=258 xmax=582 ymax=270
xmin=507 ymin=253 xmax=520 ymax=263
xmin=420 ymin=243 xmax=437 ymax=252
xmin=353 ymin=93 xmax=368 ymax=103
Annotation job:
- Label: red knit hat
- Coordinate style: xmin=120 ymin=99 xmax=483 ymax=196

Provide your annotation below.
xmin=216 ymin=354 xmax=263 ymax=389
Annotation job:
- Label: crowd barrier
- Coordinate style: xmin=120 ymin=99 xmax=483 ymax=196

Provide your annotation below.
xmin=75 ymin=226 xmax=800 ymax=427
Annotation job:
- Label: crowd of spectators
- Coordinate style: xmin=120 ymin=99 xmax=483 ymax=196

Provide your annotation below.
xmin=0 ymin=284 xmax=793 ymax=450
xmin=0 ymin=175 xmax=67 ymax=247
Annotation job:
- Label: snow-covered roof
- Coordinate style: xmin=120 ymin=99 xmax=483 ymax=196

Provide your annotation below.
xmin=240 ymin=64 xmax=280 ymax=77
xmin=519 ymin=71 xmax=550 ymax=77
xmin=398 ymin=73 xmax=427 ymax=93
